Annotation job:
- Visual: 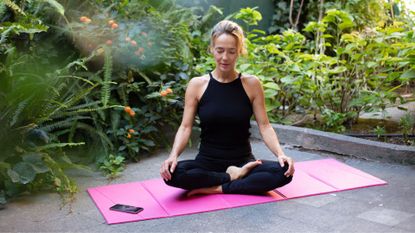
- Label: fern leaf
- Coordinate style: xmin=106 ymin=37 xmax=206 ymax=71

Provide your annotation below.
xmin=4 ymin=0 xmax=26 ymax=16
xmin=10 ymin=98 xmax=29 ymax=127
xmin=101 ymin=46 xmax=112 ymax=107
xmin=68 ymin=120 xmax=78 ymax=143
xmin=39 ymin=116 xmax=91 ymax=132
xmin=0 ymin=26 xmax=14 ymax=45
xmin=40 ymin=0 xmax=65 ymax=16
xmin=46 ymin=83 xmax=99 ymax=119
xmin=57 ymin=75 xmax=95 ymax=86
xmin=37 ymin=142 xmax=85 ymax=151
xmin=67 ymin=100 xmax=100 ymax=111
xmin=63 ymin=105 xmax=123 ymax=117
xmin=0 ymin=3 xmax=6 ymax=17
xmin=62 ymin=84 xmax=99 ymax=110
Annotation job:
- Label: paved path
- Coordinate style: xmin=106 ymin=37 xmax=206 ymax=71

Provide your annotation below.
xmin=1 ymin=139 xmax=414 ymax=232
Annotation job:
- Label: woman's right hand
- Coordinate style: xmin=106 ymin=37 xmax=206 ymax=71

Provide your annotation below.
xmin=160 ymin=156 xmax=178 ymax=181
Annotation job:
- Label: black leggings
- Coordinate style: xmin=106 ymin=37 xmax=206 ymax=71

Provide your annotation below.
xmin=164 ymin=158 xmax=293 ymax=195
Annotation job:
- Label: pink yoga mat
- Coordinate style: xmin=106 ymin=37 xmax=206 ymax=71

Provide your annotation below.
xmin=87 ymin=158 xmax=387 ymax=224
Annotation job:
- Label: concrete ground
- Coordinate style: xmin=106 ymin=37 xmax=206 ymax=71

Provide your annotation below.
xmin=1 ymin=139 xmax=414 ymax=233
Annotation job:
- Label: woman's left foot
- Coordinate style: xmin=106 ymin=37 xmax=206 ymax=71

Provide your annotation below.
xmin=226 ymin=160 xmax=262 ymax=181
xmin=187 ymin=185 xmax=223 ymax=197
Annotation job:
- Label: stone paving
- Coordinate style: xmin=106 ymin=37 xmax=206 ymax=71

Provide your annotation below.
xmin=0 ymin=139 xmax=414 ymax=232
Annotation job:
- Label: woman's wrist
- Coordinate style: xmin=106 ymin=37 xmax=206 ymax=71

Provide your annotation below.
xmin=168 ymin=153 xmax=179 ymax=159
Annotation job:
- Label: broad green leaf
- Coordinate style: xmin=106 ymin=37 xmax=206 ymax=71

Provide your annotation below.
xmin=264 ymin=89 xmax=277 ymax=98
xmin=265 ymin=103 xmax=278 ymax=112
xmin=141 ymin=139 xmax=155 ymax=147
xmin=339 ymin=21 xmax=354 ymax=31
xmin=285 ymin=43 xmax=294 ymax=51
xmin=22 ymin=153 xmax=49 ymax=173
xmin=7 ymin=169 xmax=20 ymax=183
xmin=281 ymin=75 xmax=295 ymax=84
xmin=10 ymin=162 xmax=36 ymax=184
xmin=400 ymin=69 xmax=415 ymax=80
xmin=263 ymin=82 xmax=280 ymax=90
xmin=251 ymin=29 xmax=266 ymax=35
xmin=239 ymin=63 xmax=251 ymax=71
xmin=265 ymin=44 xmax=281 ymax=54
xmin=366 ymin=62 xmax=378 ymax=68
xmin=329 ymin=66 xmax=347 ymax=74
xmin=322 ymin=34 xmax=334 ymax=39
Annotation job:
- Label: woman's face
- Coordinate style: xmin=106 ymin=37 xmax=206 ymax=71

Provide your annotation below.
xmin=212 ymin=33 xmax=239 ymax=73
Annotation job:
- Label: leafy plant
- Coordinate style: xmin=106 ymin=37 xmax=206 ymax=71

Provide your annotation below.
xmin=374 ymin=125 xmax=386 ymax=141
xmin=99 ymin=154 xmax=125 ymax=178
xmin=399 ymin=113 xmax=415 ymax=144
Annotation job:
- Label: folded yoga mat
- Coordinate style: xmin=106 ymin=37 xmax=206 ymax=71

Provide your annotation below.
xmin=87 ymin=158 xmax=387 ymax=224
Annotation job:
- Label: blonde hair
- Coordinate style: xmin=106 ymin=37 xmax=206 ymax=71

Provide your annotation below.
xmin=210 ymin=20 xmax=247 ymax=55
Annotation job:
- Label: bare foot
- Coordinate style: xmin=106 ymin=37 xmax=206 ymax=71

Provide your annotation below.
xmin=226 ymin=160 xmax=262 ymax=181
xmin=187 ymin=185 xmax=223 ymax=197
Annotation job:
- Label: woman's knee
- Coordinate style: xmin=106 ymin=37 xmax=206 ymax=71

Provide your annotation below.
xmin=258 ymin=161 xmax=289 ymax=174
xmin=163 ymin=163 xmax=186 ymax=187
xmin=266 ymin=166 xmax=293 ymax=188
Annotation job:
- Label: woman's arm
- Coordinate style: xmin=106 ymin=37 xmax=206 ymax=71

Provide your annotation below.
xmin=160 ymin=78 xmax=200 ymax=181
xmin=246 ymin=76 xmax=295 ymax=177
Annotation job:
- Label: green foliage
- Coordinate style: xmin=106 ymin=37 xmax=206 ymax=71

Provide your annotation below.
xmin=1 ymin=0 xmax=221 ymax=205
xmin=399 ymin=113 xmax=415 ymax=142
xmin=234 ymin=7 xmax=262 ymax=29
xmin=269 ymin=0 xmax=393 ymax=33
xmin=374 ymin=126 xmax=386 ymax=141
xmin=99 ymin=154 xmax=125 ymax=178
xmin=220 ymin=7 xmax=414 ymax=131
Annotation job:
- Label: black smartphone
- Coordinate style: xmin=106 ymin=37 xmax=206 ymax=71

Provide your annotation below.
xmin=109 ymin=204 xmax=144 ymax=214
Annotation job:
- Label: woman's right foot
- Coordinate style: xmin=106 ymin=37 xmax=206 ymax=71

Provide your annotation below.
xmin=226 ymin=160 xmax=262 ymax=181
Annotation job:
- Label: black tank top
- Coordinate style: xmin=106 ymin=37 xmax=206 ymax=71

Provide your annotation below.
xmin=197 ymin=72 xmax=254 ymax=161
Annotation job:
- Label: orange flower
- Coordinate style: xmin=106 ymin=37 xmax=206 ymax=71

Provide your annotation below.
xmin=130 ymin=40 xmax=137 ymax=46
xmin=124 ymin=106 xmax=132 ymax=113
xmin=166 ymin=88 xmax=173 ymax=94
xmin=80 ymin=16 xmax=91 ymax=23
xmin=128 ymin=129 xmax=135 ymax=133
xmin=160 ymin=90 xmax=168 ymax=97
xmin=106 ymin=40 xmax=112 ymax=45
xmin=127 ymin=133 xmax=132 ymax=138
xmin=138 ymin=47 xmax=144 ymax=53
xmin=129 ymin=110 xmax=136 ymax=117
xmin=111 ymin=23 xmax=119 ymax=29
xmin=108 ymin=19 xmax=115 ymax=26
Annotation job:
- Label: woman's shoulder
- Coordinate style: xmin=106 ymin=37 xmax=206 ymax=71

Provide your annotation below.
xmin=188 ymin=75 xmax=210 ymax=87
xmin=241 ymin=73 xmax=261 ymax=87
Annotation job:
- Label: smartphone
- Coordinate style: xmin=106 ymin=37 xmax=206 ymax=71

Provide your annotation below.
xmin=109 ymin=204 xmax=144 ymax=214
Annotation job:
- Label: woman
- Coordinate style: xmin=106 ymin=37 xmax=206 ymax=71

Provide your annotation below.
xmin=160 ymin=20 xmax=294 ymax=196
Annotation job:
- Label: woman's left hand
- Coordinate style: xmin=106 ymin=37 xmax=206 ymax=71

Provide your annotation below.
xmin=278 ymin=154 xmax=295 ymax=177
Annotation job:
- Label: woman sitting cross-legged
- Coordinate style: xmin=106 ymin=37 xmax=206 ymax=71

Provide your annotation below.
xmin=160 ymin=20 xmax=295 ymax=196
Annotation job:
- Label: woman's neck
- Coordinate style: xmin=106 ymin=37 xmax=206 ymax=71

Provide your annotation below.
xmin=212 ymin=69 xmax=238 ymax=83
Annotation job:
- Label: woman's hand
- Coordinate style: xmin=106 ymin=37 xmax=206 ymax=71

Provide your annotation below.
xmin=160 ymin=156 xmax=178 ymax=181
xmin=277 ymin=154 xmax=295 ymax=177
